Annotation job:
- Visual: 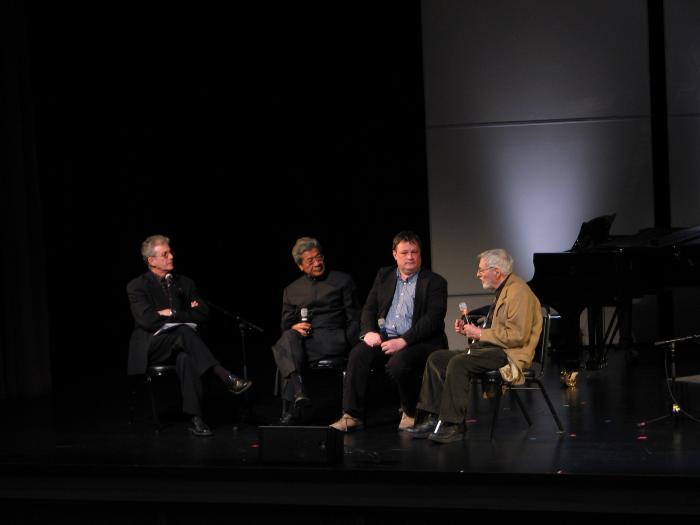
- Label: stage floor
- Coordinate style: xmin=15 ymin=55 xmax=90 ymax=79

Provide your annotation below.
xmin=2 ymin=345 xmax=700 ymax=522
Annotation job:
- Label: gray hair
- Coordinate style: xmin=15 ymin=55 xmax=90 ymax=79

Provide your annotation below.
xmin=477 ymin=248 xmax=513 ymax=275
xmin=292 ymin=237 xmax=322 ymax=265
xmin=141 ymin=234 xmax=170 ymax=262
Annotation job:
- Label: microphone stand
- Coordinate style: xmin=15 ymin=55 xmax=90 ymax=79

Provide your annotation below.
xmin=207 ymin=301 xmax=263 ymax=379
xmin=637 ymin=334 xmax=700 ymax=429
xmin=207 ymin=300 xmax=264 ymax=423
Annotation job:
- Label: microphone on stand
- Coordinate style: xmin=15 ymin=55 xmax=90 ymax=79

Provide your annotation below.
xmin=165 ymin=273 xmax=174 ymax=287
xmin=378 ymin=317 xmax=388 ymax=341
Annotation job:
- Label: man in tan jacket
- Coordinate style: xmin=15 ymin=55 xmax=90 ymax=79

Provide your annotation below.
xmin=407 ymin=248 xmax=542 ymax=443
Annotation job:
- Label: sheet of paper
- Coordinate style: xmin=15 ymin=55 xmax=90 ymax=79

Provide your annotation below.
xmin=154 ymin=322 xmax=197 ymax=336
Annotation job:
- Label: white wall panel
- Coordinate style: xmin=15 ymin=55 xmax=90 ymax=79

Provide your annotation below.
xmin=428 ymin=120 xmax=654 ymax=292
xmin=422 ymin=0 xmax=649 ymax=127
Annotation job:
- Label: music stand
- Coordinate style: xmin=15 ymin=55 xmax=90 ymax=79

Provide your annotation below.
xmin=637 ymin=334 xmax=700 ymax=428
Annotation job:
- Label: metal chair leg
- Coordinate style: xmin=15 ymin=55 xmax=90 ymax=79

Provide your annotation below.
xmin=533 ymin=379 xmax=565 ymax=432
xmin=510 ymin=389 xmax=533 ymax=427
xmin=489 ymin=386 xmax=504 ymax=441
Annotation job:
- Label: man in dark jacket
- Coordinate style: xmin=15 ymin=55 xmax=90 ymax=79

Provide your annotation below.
xmin=126 ymin=234 xmax=251 ymax=436
xmin=330 ymin=231 xmax=448 ymax=432
xmin=272 ymin=237 xmax=361 ymax=424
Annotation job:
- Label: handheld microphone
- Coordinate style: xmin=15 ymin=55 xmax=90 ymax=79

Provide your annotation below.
xmin=378 ymin=317 xmax=388 ymax=341
xmin=458 ymin=302 xmax=469 ymax=323
xmin=300 ymin=307 xmax=311 ymax=336
xmin=459 ymin=302 xmax=478 ymax=346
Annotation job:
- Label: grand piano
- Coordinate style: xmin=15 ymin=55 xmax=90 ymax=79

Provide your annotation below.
xmin=529 ymin=214 xmax=700 ymax=369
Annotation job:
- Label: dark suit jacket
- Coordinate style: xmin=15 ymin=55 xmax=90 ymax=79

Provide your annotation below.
xmin=126 ymin=271 xmax=208 ymax=375
xmin=280 ymin=270 xmax=361 ymax=355
xmin=360 ymin=266 xmax=448 ymax=348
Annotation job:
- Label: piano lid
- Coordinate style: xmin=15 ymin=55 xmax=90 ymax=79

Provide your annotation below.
xmin=569 ymin=214 xmax=700 ymax=251
xmin=570 ymin=213 xmax=616 ymax=252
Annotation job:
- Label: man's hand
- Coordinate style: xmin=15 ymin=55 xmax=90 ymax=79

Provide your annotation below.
xmin=459 ymin=322 xmax=481 ymax=340
xmin=454 ymin=318 xmax=465 ymax=333
xmin=362 ymin=331 xmax=383 ymax=347
xmin=157 ymin=308 xmax=173 ymax=317
xmin=381 ymin=337 xmax=407 ymax=355
xmin=190 ymin=300 xmax=200 ymax=308
xmin=292 ymin=322 xmax=312 ymax=337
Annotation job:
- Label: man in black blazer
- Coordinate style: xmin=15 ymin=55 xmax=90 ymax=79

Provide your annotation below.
xmin=330 ymin=231 xmax=448 ymax=432
xmin=126 ymin=234 xmax=252 ymax=436
xmin=272 ymin=237 xmax=361 ymax=425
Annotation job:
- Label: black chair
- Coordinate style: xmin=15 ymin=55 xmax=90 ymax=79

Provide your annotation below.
xmin=273 ymin=356 xmax=348 ymax=419
xmin=128 ymin=364 xmax=178 ymax=433
xmin=478 ymin=305 xmax=565 ymax=440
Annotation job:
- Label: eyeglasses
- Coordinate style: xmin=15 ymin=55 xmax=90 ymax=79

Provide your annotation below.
xmin=476 ymin=266 xmax=496 ymax=275
xmin=302 ymin=254 xmax=324 ymax=265
xmin=152 ymin=250 xmax=174 ymax=259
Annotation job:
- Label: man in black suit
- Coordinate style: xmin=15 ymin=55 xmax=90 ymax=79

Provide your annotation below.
xmin=272 ymin=237 xmax=361 ymax=424
xmin=330 ymin=231 xmax=448 ymax=432
xmin=126 ymin=234 xmax=252 ymax=436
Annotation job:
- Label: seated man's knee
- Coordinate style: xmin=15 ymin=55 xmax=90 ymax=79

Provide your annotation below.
xmin=427 ymin=350 xmax=442 ymax=366
xmin=278 ymin=329 xmax=302 ymax=346
xmin=445 ymin=353 xmax=470 ymax=375
xmin=385 ymin=353 xmax=412 ymax=381
xmin=170 ymin=324 xmax=200 ymax=342
xmin=427 ymin=349 xmax=453 ymax=369
xmin=347 ymin=341 xmax=373 ymax=364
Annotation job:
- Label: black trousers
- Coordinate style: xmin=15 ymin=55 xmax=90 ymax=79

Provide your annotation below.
xmin=343 ymin=340 xmax=439 ymax=418
xmin=416 ymin=346 xmax=508 ymax=424
xmin=271 ymin=328 xmax=347 ymax=402
xmin=148 ymin=325 xmax=220 ymax=416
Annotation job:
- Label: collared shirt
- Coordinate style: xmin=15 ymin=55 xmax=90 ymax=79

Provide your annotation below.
xmin=384 ymin=269 xmax=418 ymax=338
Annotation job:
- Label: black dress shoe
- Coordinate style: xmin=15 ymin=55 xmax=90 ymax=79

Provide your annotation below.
xmin=188 ymin=416 xmax=213 ymax=437
xmin=227 ymin=376 xmax=253 ymax=395
xmin=406 ymin=413 xmax=439 ymax=439
xmin=428 ymin=421 xmax=467 ymax=444
xmin=279 ymin=409 xmax=300 ymax=425
xmin=293 ymin=390 xmax=311 ymax=409
xmin=289 ymin=373 xmax=310 ymax=408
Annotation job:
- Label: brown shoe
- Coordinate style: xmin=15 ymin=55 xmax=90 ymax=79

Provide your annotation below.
xmin=398 ymin=412 xmax=415 ymax=431
xmin=330 ymin=413 xmax=364 ymax=433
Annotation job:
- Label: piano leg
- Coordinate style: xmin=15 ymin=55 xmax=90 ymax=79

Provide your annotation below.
xmin=548 ymin=306 xmax=584 ymax=371
xmin=586 ymin=306 xmax=607 ymax=370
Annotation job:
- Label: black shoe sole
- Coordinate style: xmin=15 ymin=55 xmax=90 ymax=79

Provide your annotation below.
xmin=188 ymin=428 xmax=213 ymax=437
xmin=428 ymin=431 xmax=467 ymax=444
xmin=428 ymin=435 xmax=466 ymax=444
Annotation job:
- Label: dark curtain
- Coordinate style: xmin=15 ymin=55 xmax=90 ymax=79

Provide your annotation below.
xmin=0 ymin=0 xmax=51 ymax=399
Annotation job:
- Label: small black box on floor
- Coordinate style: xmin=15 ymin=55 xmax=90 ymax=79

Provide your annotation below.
xmin=258 ymin=425 xmax=344 ymax=464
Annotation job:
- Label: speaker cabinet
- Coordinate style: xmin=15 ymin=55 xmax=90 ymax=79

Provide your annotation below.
xmin=258 ymin=425 xmax=344 ymax=464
